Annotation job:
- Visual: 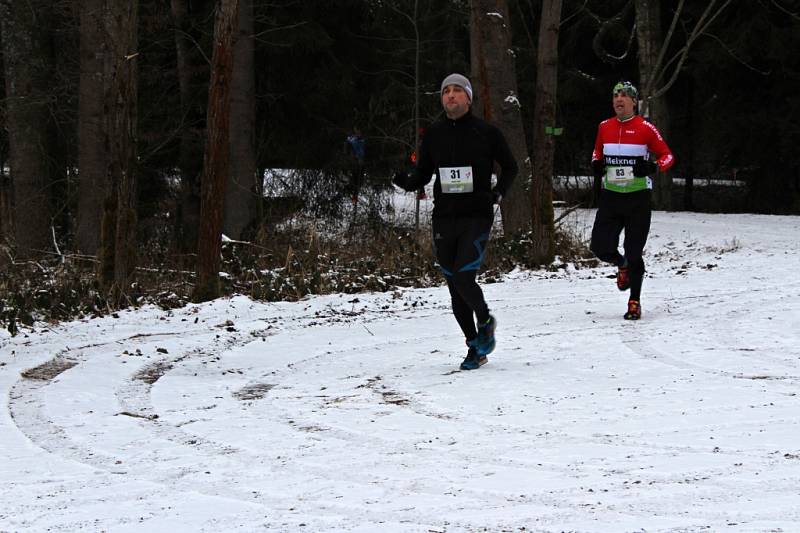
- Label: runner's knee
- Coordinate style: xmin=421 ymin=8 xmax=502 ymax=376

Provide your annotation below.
xmin=591 ymin=244 xmax=619 ymax=264
xmin=451 ymin=269 xmax=478 ymax=290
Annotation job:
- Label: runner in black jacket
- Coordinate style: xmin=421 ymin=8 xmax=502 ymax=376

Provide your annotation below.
xmin=394 ymin=73 xmax=518 ymax=370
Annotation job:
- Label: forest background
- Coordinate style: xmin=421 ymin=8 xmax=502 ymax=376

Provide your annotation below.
xmin=0 ymin=0 xmax=798 ymax=330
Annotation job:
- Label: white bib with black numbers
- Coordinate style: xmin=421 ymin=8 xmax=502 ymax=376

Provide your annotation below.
xmin=439 ymin=166 xmax=474 ymax=194
xmin=605 ymin=165 xmax=634 ymax=186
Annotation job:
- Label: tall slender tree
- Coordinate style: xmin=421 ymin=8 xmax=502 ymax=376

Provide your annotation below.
xmin=0 ymin=0 xmax=57 ymax=258
xmin=529 ymin=0 xmax=562 ymax=264
xmin=194 ymin=0 xmax=239 ymax=302
xmin=635 ymin=0 xmax=670 ymax=209
xmin=470 ymin=0 xmax=531 ymax=236
xmin=636 ymin=0 xmax=733 ymax=209
xmin=170 ymin=0 xmax=213 ymax=255
xmin=384 ymin=0 xmax=425 ymax=230
xmin=0 ymin=157 xmax=9 ymax=255
xmin=223 ymin=0 xmax=257 ymax=240
xmin=76 ymin=0 xmax=109 ymax=254
xmin=98 ymin=0 xmax=140 ymax=300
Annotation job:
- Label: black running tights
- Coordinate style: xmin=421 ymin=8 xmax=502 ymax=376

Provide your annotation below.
xmin=432 ymin=216 xmax=493 ymax=342
xmin=590 ymin=189 xmax=651 ymax=301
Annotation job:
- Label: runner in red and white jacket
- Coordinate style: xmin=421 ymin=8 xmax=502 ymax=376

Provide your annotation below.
xmin=589 ymin=81 xmax=675 ymax=320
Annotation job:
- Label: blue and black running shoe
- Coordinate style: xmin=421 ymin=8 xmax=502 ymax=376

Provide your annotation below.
xmin=475 ymin=315 xmax=497 ymax=356
xmin=460 ymin=342 xmax=488 ymax=370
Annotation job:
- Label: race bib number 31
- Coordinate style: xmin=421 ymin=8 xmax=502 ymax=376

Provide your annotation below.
xmin=605 ymin=165 xmax=634 ymax=185
xmin=439 ymin=166 xmax=474 ymax=193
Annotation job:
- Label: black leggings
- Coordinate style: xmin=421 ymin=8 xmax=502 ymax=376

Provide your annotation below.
xmin=590 ymin=190 xmax=651 ymax=301
xmin=432 ymin=216 xmax=493 ymax=342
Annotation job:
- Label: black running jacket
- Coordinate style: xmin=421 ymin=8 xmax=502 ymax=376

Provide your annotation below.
xmin=405 ymin=112 xmax=518 ymax=219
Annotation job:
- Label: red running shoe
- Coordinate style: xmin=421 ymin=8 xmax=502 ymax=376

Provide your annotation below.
xmin=624 ymin=299 xmax=641 ymax=320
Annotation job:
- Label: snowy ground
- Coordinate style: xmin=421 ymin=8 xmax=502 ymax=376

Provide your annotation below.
xmin=1 ymin=209 xmax=799 ymax=533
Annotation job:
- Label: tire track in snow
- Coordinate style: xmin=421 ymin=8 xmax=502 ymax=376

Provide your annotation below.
xmin=7 ymin=327 xmax=289 ymax=501
xmin=6 ymin=310 xmax=525 ymax=528
xmin=620 ymin=281 xmax=800 ymax=382
xmin=8 ymin=333 xmax=195 ymax=472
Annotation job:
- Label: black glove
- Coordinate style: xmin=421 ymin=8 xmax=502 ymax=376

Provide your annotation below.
xmin=491 ymin=188 xmax=503 ymax=204
xmin=591 ymin=159 xmax=605 ymax=179
xmin=392 ymin=170 xmax=411 ymax=191
xmin=632 ymin=159 xmax=658 ymax=177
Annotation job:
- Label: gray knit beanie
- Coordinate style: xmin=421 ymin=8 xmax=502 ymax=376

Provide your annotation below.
xmin=440 ymin=73 xmax=473 ymax=102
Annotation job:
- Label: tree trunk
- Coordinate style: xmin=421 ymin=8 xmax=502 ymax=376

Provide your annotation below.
xmin=529 ymin=0 xmax=562 ymax=264
xmin=470 ymin=0 xmax=531 ymax=236
xmin=170 ymin=0 xmax=210 ymax=256
xmin=76 ymin=0 xmax=110 ymax=255
xmin=635 ymin=0 xmax=671 ymax=210
xmin=193 ymin=0 xmax=239 ymax=303
xmin=0 ymin=106 xmax=10 ymax=253
xmin=411 ymin=0 xmax=421 ymax=233
xmin=0 ymin=0 xmax=56 ymax=259
xmin=98 ymin=0 xmax=139 ymax=300
xmin=223 ymin=0 xmax=257 ymax=240
xmin=0 ymin=167 xmax=11 ymax=255
xmin=683 ymin=75 xmax=694 ymax=211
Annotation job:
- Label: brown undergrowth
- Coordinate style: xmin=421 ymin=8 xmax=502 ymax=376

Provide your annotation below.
xmin=0 ymin=215 xmax=592 ymax=335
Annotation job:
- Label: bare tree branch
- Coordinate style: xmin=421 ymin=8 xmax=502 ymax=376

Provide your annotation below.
xmin=771 ymin=0 xmax=800 ymax=20
xmin=650 ymin=0 xmax=733 ymax=100
xmin=704 ymin=32 xmax=772 ymax=75
xmin=591 ymin=0 xmax=635 ymax=64
xmin=643 ymin=0 xmax=685 ymax=92
xmin=560 ymin=0 xmax=590 ymax=28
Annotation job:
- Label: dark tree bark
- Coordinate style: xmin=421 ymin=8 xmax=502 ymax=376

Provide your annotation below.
xmin=683 ymin=76 xmax=695 ymax=211
xmin=98 ymin=0 xmax=139 ymax=299
xmin=0 ymin=109 xmax=11 ymax=254
xmin=0 ymin=164 xmax=10 ymax=258
xmin=193 ymin=0 xmax=239 ymax=302
xmin=529 ymin=0 xmax=562 ymax=265
xmin=223 ymin=0 xmax=257 ymax=240
xmin=470 ymin=0 xmax=531 ymax=236
xmin=635 ymin=0 xmax=671 ymax=210
xmin=0 ymin=0 xmax=56 ymax=258
xmin=76 ymin=0 xmax=109 ymax=254
xmin=170 ymin=0 xmax=211 ymax=255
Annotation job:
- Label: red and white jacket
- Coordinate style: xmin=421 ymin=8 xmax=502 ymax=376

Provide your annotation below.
xmin=591 ymin=115 xmax=674 ymax=193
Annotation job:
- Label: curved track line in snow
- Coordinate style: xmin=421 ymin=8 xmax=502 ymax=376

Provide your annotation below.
xmin=7 ymin=318 xmax=530 ymax=527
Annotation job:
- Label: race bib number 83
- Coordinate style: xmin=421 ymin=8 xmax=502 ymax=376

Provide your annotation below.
xmin=605 ymin=165 xmax=634 ymax=185
xmin=439 ymin=166 xmax=474 ymax=194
